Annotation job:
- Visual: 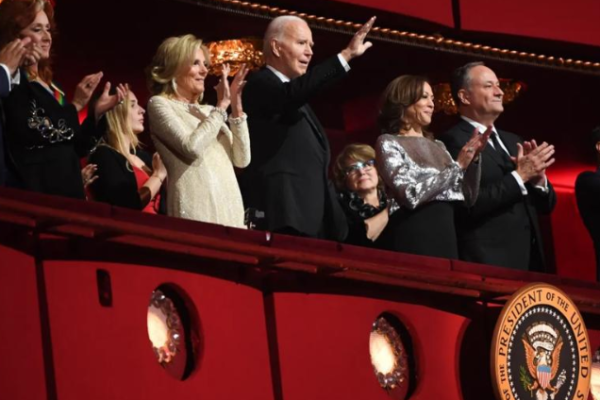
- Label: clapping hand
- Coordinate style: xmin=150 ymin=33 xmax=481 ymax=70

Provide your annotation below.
xmin=514 ymin=139 xmax=555 ymax=185
xmin=230 ymin=64 xmax=248 ymax=118
xmin=214 ymin=63 xmax=231 ymax=111
xmin=81 ymin=163 xmax=98 ymax=188
xmin=0 ymin=38 xmax=31 ymax=75
xmin=94 ymin=82 xmax=127 ymax=121
xmin=457 ymin=126 xmax=492 ymax=170
xmin=72 ymin=71 xmax=103 ymax=112
xmin=340 ymin=16 xmax=376 ymax=62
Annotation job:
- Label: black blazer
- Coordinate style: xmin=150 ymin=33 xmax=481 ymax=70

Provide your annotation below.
xmin=575 ymin=169 xmax=600 ymax=280
xmin=0 ymin=66 xmax=8 ymax=186
xmin=88 ymin=145 xmax=152 ymax=210
xmin=4 ymin=73 xmax=99 ymax=199
xmin=439 ymin=118 xmax=556 ymax=271
xmin=240 ymin=57 xmax=348 ymax=240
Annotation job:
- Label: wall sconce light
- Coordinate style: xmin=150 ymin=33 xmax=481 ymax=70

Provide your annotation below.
xmin=206 ymin=39 xmax=265 ymax=76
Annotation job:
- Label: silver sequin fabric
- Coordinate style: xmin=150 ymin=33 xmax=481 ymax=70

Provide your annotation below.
xmin=375 ymin=134 xmax=480 ymax=210
xmin=148 ymin=96 xmax=251 ymax=228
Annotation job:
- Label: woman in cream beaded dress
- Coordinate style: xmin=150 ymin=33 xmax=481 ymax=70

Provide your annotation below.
xmin=146 ymin=34 xmax=250 ymax=228
xmin=376 ymin=75 xmax=491 ymax=259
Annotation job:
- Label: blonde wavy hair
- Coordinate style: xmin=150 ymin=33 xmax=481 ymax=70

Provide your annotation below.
xmin=146 ymin=34 xmax=210 ymax=100
xmin=103 ymin=91 xmax=140 ymax=167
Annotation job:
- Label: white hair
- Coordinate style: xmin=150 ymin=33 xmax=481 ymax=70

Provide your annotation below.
xmin=263 ymin=15 xmax=307 ymax=57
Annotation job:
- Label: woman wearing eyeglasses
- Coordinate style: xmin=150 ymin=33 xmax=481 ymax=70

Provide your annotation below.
xmin=333 ymin=143 xmax=394 ymax=248
xmin=376 ymin=75 xmax=489 ymax=259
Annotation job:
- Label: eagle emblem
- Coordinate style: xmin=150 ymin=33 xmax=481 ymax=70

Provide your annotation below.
xmin=521 ymin=322 xmax=567 ymax=400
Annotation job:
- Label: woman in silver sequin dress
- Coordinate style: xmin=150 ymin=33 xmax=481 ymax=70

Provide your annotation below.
xmin=375 ymin=75 xmax=490 ymax=259
xmin=146 ymin=34 xmax=251 ymax=228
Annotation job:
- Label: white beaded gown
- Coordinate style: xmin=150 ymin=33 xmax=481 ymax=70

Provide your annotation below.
xmin=148 ymin=96 xmax=251 ymax=228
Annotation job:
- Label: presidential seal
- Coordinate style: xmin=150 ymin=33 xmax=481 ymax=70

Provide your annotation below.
xmin=491 ymin=283 xmax=591 ymax=400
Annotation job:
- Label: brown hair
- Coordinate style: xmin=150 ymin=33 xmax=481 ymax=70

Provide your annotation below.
xmin=378 ymin=75 xmax=433 ymax=139
xmin=333 ymin=143 xmax=383 ymax=191
xmin=0 ymin=0 xmax=56 ymax=83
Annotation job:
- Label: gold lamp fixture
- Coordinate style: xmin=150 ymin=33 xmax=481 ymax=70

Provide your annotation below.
xmin=433 ymin=79 xmax=526 ymax=115
xmin=206 ymin=39 xmax=265 ymax=76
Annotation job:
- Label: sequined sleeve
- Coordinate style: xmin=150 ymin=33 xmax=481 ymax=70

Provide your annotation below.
xmin=376 ymin=135 xmax=466 ymax=210
xmin=227 ymin=112 xmax=251 ymax=168
xmin=148 ymin=96 xmax=223 ymax=161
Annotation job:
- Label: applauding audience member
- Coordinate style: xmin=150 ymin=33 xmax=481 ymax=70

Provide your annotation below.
xmin=376 ymin=75 xmax=487 ymax=259
xmin=89 ymin=86 xmax=167 ymax=214
xmin=0 ymin=0 xmax=118 ymax=199
xmin=146 ymin=34 xmax=250 ymax=227
xmin=439 ymin=62 xmax=556 ymax=271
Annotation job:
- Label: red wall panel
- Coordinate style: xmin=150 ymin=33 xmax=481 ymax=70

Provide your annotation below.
xmin=43 ymin=260 xmax=274 ymax=400
xmin=460 ymin=0 xmax=600 ymax=47
xmin=0 ymin=245 xmax=47 ymax=400
xmin=273 ymin=292 xmax=469 ymax=400
xmin=327 ymin=0 xmax=454 ymax=26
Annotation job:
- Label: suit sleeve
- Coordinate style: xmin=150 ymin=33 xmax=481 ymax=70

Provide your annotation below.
xmin=0 ymin=65 xmax=9 ymax=98
xmin=89 ymin=146 xmax=142 ymax=210
xmin=440 ymin=130 xmax=523 ymax=220
xmin=243 ymin=56 xmax=347 ymax=116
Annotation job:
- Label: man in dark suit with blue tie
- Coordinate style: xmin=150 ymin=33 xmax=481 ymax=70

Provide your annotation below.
xmin=0 ymin=37 xmax=33 ymax=187
xmin=439 ymin=62 xmax=557 ymax=271
xmin=241 ymin=16 xmax=375 ymax=240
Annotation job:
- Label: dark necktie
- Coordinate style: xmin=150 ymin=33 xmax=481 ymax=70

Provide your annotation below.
xmin=490 ymin=132 xmax=513 ymax=167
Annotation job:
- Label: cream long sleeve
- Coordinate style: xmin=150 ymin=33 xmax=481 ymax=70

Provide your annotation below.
xmin=147 ymin=95 xmax=250 ymax=228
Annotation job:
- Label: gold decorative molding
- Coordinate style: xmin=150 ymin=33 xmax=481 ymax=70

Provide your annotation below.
xmin=206 ymin=38 xmax=265 ymax=76
xmin=177 ymin=0 xmax=600 ymax=76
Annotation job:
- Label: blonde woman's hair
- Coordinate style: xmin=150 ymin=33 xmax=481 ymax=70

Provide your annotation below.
xmin=146 ymin=34 xmax=210 ymax=100
xmin=104 ymin=91 xmax=140 ymax=165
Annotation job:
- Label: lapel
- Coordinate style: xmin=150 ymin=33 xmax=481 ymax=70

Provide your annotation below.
xmin=458 ymin=120 xmax=513 ymax=170
xmin=301 ymin=105 xmax=328 ymax=151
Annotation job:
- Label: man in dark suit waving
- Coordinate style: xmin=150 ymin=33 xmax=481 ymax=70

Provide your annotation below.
xmin=439 ymin=62 xmax=556 ymax=271
xmin=241 ymin=15 xmax=375 ymax=240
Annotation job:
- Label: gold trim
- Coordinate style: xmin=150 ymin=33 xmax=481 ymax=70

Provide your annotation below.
xmin=177 ymin=0 xmax=600 ymax=75
xmin=490 ymin=283 xmax=591 ymax=400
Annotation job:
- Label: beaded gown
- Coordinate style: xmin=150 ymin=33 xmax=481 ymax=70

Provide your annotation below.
xmin=376 ymin=134 xmax=480 ymax=259
xmin=148 ymin=96 xmax=250 ymax=228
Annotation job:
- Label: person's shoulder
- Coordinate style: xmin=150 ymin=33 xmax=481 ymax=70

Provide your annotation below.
xmin=576 ymin=170 xmax=600 ymax=188
xmin=147 ymin=94 xmax=171 ymax=107
xmin=89 ymin=144 xmax=119 ymax=162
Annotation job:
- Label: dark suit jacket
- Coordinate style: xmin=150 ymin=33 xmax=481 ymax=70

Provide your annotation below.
xmin=439 ymin=118 xmax=556 ymax=271
xmin=240 ymin=56 xmax=348 ymax=240
xmin=575 ymin=168 xmax=600 ymax=280
xmin=0 ymin=66 xmax=9 ymax=187
xmin=4 ymin=72 xmax=99 ymax=199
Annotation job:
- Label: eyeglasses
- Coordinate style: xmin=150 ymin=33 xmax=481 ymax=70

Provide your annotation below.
xmin=344 ymin=159 xmax=376 ymax=177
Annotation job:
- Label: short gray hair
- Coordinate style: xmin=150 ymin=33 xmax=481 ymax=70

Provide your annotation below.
xmin=451 ymin=61 xmax=484 ymax=106
xmin=263 ymin=15 xmax=307 ymax=56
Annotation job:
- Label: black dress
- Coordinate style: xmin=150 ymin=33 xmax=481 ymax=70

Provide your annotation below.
xmin=4 ymin=75 xmax=99 ymax=199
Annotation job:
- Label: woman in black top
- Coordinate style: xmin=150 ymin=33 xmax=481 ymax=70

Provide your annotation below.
xmin=333 ymin=143 xmax=392 ymax=248
xmin=88 ymin=87 xmax=167 ymax=213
